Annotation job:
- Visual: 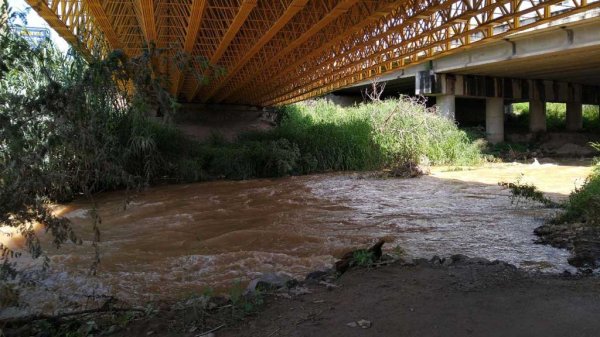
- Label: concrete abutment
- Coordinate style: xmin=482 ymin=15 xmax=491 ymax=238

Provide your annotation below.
xmin=436 ymin=95 xmax=456 ymax=120
xmin=529 ymin=100 xmax=547 ymax=133
xmin=414 ymin=70 xmax=600 ymax=142
xmin=566 ymin=101 xmax=583 ymax=131
xmin=486 ymin=97 xmax=504 ymax=144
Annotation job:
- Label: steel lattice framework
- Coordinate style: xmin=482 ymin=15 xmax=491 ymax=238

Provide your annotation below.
xmin=25 ymin=0 xmax=600 ymax=106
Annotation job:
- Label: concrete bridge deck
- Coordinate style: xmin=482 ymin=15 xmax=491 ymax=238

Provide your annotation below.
xmin=331 ymin=14 xmax=600 ymax=144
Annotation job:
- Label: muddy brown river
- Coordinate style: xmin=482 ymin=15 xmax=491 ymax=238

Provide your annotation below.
xmin=1 ymin=161 xmax=593 ymax=316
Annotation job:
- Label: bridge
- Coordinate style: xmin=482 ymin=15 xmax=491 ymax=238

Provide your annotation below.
xmin=23 ymin=1 xmax=600 ymax=108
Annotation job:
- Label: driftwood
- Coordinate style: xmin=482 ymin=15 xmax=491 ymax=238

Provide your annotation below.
xmin=335 ymin=239 xmax=386 ymax=274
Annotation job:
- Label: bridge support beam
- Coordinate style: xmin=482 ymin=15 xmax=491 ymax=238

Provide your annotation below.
xmin=486 ymin=97 xmax=504 ymax=144
xmin=437 ymin=95 xmax=456 ymax=120
xmin=566 ymin=101 xmax=583 ymax=131
xmin=529 ymin=100 xmax=547 ymax=133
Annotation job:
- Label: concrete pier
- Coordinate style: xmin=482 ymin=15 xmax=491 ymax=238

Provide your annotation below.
xmin=529 ymin=100 xmax=547 ymax=133
xmin=437 ymin=95 xmax=456 ymax=120
xmin=566 ymin=101 xmax=583 ymax=131
xmin=486 ymin=97 xmax=504 ymax=144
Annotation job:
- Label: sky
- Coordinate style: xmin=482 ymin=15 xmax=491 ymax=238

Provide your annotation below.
xmin=7 ymin=0 xmax=69 ymax=52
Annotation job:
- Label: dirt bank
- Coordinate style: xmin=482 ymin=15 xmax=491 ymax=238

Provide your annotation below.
xmin=221 ymin=260 xmax=600 ymax=337
xmin=104 ymin=256 xmax=600 ymax=337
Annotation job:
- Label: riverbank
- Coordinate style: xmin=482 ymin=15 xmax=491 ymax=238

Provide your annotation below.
xmin=217 ymin=257 xmax=600 ymax=337
xmin=53 ymin=255 xmax=596 ymax=337
xmin=6 ymin=254 xmax=598 ymax=337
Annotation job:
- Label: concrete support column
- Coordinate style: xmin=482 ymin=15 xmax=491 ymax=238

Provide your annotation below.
xmin=486 ymin=97 xmax=504 ymax=144
xmin=529 ymin=100 xmax=546 ymax=133
xmin=566 ymin=101 xmax=583 ymax=131
xmin=436 ymin=94 xmax=456 ymax=120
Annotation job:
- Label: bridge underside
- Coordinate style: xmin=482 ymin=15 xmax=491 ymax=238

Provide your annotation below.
xmin=25 ymin=0 xmax=600 ymax=106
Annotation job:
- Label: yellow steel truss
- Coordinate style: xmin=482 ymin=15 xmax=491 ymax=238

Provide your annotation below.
xmin=24 ymin=0 xmax=600 ymax=106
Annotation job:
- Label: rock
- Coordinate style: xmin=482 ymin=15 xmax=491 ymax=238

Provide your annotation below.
xmin=346 ymin=320 xmax=372 ymax=328
xmin=289 ymin=286 xmax=312 ymax=296
xmin=319 ymin=281 xmax=338 ymax=290
xmin=568 ymin=254 xmax=597 ymax=268
xmin=413 ymin=258 xmax=430 ymax=266
xmin=469 ymin=257 xmax=492 ymax=265
xmin=172 ymin=295 xmax=210 ymax=310
xmin=285 ymin=278 xmax=301 ymax=289
xmin=357 ymin=319 xmax=372 ymax=329
xmin=429 ymin=255 xmax=443 ymax=265
xmin=442 ymin=257 xmax=454 ymax=267
xmin=450 ymin=254 xmax=471 ymax=264
xmin=305 ymin=270 xmax=330 ymax=282
xmin=246 ymin=272 xmax=293 ymax=294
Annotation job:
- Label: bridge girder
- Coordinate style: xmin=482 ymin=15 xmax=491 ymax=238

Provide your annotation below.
xmin=24 ymin=0 xmax=600 ymax=106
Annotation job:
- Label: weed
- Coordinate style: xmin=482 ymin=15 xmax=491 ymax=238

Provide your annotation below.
xmin=499 ymin=174 xmax=559 ymax=207
xmin=392 ymin=245 xmax=406 ymax=258
xmin=353 ymin=250 xmax=375 ymax=267
xmin=554 ymin=165 xmax=600 ymax=224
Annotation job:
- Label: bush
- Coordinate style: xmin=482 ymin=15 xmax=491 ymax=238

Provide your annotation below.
xmin=182 ymin=97 xmax=484 ymax=181
xmin=202 ymin=139 xmax=300 ymax=179
xmin=360 ymin=98 xmax=484 ymax=167
xmin=556 ymin=164 xmax=600 ymax=224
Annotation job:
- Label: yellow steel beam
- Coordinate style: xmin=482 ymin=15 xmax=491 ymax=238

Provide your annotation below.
xmin=268 ymin=0 xmax=600 ymax=106
xmin=24 ymin=0 xmax=97 ymax=60
xmin=215 ymin=0 xmax=361 ymax=103
xmin=235 ymin=0 xmax=406 ymax=105
xmin=85 ymin=0 xmax=122 ymax=50
xmin=186 ymin=0 xmax=257 ymax=102
xmin=170 ymin=0 xmax=208 ymax=96
xmin=137 ymin=0 xmax=157 ymax=45
xmin=24 ymin=0 xmax=600 ymax=106
xmin=201 ymin=0 xmax=310 ymax=103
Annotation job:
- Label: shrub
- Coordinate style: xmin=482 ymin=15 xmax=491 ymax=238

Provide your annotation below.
xmin=556 ymin=164 xmax=600 ymax=224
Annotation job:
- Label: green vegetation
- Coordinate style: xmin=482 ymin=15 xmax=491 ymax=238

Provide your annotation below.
xmin=509 ymin=102 xmax=600 ymax=131
xmin=237 ymin=97 xmax=484 ymax=174
xmin=353 ymin=250 xmax=376 ymax=267
xmin=499 ymin=175 xmax=559 ymax=208
xmin=162 ymin=97 xmax=485 ymax=181
xmin=500 ymin=143 xmax=600 ymax=225
xmin=555 ymin=148 xmax=600 ymax=225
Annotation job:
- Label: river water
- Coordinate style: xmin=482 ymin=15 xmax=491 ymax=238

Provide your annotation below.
xmin=1 ymin=160 xmax=593 ymax=315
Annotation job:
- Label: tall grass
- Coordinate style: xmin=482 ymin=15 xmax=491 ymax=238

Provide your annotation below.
xmin=555 ymin=148 xmax=600 ymax=225
xmin=196 ymin=97 xmax=484 ymax=180
xmin=357 ymin=98 xmax=484 ymax=166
